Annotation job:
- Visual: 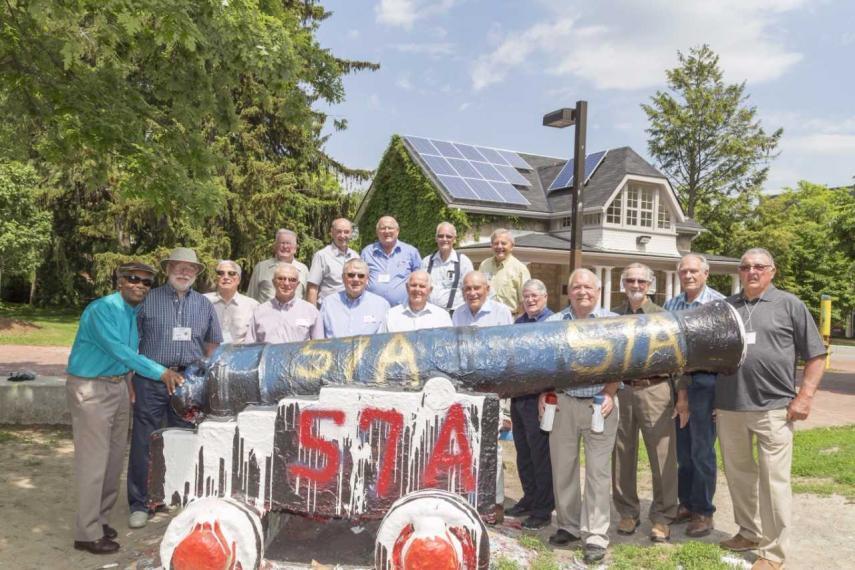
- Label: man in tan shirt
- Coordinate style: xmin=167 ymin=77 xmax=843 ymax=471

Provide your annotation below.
xmin=478 ymin=228 xmax=530 ymax=314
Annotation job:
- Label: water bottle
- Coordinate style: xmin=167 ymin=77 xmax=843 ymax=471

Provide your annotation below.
xmin=591 ymin=393 xmax=605 ymax=434
xmin=540 ymin=393 xmax=558 ymax=432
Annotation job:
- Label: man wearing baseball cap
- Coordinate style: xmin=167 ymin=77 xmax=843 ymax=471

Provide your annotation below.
xmin=66 ymin=261 xmax=184 ymax=554
xmin=127 ymin=248 xmax=222 ymax=529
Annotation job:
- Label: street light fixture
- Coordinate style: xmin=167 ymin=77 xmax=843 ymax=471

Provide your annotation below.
xmin=543 ymin=100 xmax=587 ymax=272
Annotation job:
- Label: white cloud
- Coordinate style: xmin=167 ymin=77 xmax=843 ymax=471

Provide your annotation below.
xmin=459 ymin=101 xmax=472 ymax=111
xmin=346 ymin=29 xmax=361 ymax=40
xmin=785 ymin=133 xmax=855 ymax=154
xmin=472 ymin=0 xmax=806 ymax=91
xmin=375 ymin=0 xmax=458 ymax=30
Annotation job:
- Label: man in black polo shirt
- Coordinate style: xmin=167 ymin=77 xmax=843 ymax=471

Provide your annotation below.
xmin=717 ymin=248 xmax=826 ymax=570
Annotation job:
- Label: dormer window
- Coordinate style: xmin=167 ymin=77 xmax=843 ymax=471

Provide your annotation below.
xmin=604 ymin=183 xmax=673 ymax=231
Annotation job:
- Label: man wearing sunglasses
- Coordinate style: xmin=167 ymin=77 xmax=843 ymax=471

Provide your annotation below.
xmin=320 ymin=258 xmax=390 ymax=338
xmin=204 ymin=260 xmax=259 ymax=344
xmin=245 ymin=263 xmax=323 ymax=342
xmin=716 ymin=248 xmax=826 ymax=570
xmin=65 ymin=262 xmax=184 ymax=555
xmin=611 ymin=263 xmax=678 ymax=543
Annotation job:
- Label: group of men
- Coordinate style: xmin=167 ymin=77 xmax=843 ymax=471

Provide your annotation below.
xmin=66 ymin=216 xmax=824 ymax=570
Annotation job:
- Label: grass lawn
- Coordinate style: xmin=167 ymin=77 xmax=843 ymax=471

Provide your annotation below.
xmin=0 ymin=303 xmax=80 ymax=346
xmin=635 ymin=424 xmax=855 ymax=500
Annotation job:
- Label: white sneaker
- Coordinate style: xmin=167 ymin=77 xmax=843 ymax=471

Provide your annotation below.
xmin=128 ymin=511 xmax=149 ymax=529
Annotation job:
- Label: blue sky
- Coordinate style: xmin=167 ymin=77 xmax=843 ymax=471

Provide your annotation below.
xmin=317 ymin=0 xmax=854 ymax=194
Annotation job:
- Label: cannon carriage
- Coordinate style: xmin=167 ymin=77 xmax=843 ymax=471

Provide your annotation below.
xmin=151 ymin=300 xmax=746 ymax=569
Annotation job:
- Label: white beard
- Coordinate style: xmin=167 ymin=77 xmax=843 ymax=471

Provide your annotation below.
xmin=626 ymin=290 xmax=647 ymax=304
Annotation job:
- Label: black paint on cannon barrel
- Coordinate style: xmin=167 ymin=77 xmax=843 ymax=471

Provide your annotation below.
xmin=174 ymin=300 xmax=745 ymax=417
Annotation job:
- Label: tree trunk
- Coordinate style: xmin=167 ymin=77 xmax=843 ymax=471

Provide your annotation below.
xmin=28 ymin=272 xmax=36 ymax=305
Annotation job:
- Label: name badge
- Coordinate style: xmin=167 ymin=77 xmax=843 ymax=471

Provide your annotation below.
xmin=295 ymin=318 xmax=311 ymax=327
xmin=172 ymin=327 xmax=192 ymax=341
xmin=483 ymin=272 xmax=493 ymax=280
xmin=378 ymin=274 xmax=391 ymax=283
xmin=222 ymin=331 xmax=233 ymax=344
xmin=745 ymin=331 xmax=757 ymax=345
xmin=363 ymin=315 xmax=378 ymax=324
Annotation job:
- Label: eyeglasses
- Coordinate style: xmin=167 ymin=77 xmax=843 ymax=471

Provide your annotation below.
xmin=738 ymin=264 xmax=773 ymax=272
xmin=124 ymin=275 xmax=154 ymax=287
xmin=623 ymin=278 xmax=649 ymax=285
xmin=345 ymin=272 xmax=367 ymax=279
xmin=436 ymin=234 xmax=455 ymax=239
xmin=274 ymin=276 xmax=299 ymax=283
xmin=216 ymin=270 xmax=239 ymax=277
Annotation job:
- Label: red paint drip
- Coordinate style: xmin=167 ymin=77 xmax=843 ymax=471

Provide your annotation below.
xmin=449 ymin=526 xmax=477 ymax=570
xmin=358 ymin=407 xmax=404 ymax=498
xmin=391 ymin=523 xmax=414 ymax=568
xmin=288 ymin=409 xmax=346 ymax=485
xmin=403 ymin=535 xmax=460 ymax=570
xmin=423 ymin=403 xmax=476 ymax=492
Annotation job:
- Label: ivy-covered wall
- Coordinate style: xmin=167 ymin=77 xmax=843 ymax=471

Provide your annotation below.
xmin=357 ymin=136 xmax=474 ymax=255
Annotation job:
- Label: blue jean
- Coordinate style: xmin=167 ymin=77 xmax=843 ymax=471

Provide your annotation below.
xmin=127 ymin=374 xmax=193 ymax=513
xmin=676 ymin=372 xmax=717 ymax=516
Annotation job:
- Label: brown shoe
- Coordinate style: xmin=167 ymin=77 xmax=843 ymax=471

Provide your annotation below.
xmin=650 ymin=522 xmax=670 ymax=542
xmin=686 ymin=514 xmax=714 ymax=537
xmin=673 ymin=504 xmax=692 ymax=524
xmin=751 ymin=558 xmax=784 ymax=570
xmin=719 ymin=534 xmax=760 ymax=552
xmin=617 ymin=517 xmax=640 ymax=535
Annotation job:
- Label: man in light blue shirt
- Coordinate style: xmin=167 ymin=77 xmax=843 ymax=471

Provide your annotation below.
xmin=663 ymin=253 xmax=726 ymax=537
xmin=361 ymin=215 xmax=421 ymax=307
xmin=543 ymin=268 xmax=619 ymax=564
xmin=451 ymin=271 xmax=513 ymax=327
xmin=321 ymin=258 xmax=390 ymax=338
xmin=66 ymin=262 xmax=183 ymax=555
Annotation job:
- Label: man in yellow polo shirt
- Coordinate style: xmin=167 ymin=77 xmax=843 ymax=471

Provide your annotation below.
xmin=478 ymin=228 xmax=530 ymax=315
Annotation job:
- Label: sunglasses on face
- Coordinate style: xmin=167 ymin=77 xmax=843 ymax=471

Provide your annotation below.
xmin=346 ymin=272 xmax=367 ymax=279
xmin=274 ymin=276 xmax=299 ymax=283
xmin=216 ymin=270 xmax=239 ymax=277
xmin=738 ymin=264 xmax=772 ymax=272
xmin=124 ymin=275 xmax=154 ymax=287
xmin=624 ymin=278 xmax=649 ymax=285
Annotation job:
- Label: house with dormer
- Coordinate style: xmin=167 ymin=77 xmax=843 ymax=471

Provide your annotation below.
xmin=355 ymin=135 xmax=740 ymax=311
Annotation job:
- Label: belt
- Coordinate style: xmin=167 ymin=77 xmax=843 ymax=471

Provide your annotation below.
xmin=169 ymin=366 xmax=188 ymax=373
xmin=627 ymin=377 xmax=668 ymax=389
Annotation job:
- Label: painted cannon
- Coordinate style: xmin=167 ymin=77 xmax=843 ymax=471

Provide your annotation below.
xmin=152 ymin=300 xmax=746 ymax=569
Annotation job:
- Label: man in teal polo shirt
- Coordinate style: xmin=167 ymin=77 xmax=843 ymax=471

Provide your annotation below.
xmin=66 ymin=262 xmax=183 ymax=555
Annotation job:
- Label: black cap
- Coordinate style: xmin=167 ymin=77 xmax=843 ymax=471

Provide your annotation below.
xmin=117 ymin=261 xmax=157 ymax=277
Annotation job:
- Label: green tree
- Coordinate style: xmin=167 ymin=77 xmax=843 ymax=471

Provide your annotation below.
xmin=642 ymin=45 xmax=782 ymax=240
xmin=0 ymin=162 xmax=53 ymax=303
xmin=731 ymin=182 xmax=855 ymax=323
xmin=0 ymin=0 xmax=376 ymax=303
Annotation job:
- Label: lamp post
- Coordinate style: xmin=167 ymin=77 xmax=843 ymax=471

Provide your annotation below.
xmin=543 ymin=100 xmax=587 ymax=272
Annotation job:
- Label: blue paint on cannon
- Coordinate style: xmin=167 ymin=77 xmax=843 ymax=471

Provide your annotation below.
xmin=174 ymin=300 xmax=745 ymax=417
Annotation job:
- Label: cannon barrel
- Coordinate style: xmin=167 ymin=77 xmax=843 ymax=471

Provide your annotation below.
xmin=174 ymin=300 xmax=745 ymax=416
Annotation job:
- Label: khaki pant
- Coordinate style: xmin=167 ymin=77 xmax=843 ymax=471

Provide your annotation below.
xmin=612 ymin=382 xmax=678 ymax=523
xmin=549 ymin=394 xmax=619 ymax=548
xmin=717 ymin=408 xmax=793 ymax=564
xmin=66 ymin=375 xmax=130 ymax=542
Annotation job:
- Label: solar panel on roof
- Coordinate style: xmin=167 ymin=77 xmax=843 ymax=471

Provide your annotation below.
xmin=491 ymin=181 xmax=531 ymax=205
xmin=430 ymin=140 xmax=465 ymax=159
xmin=475 ymin=147 xmax=510 ymax=166
xmin=447 ymin=158 xmax=482 ymax=179
xmin=405 ymin=136 xmax=439 ymax=155
xmin=453 ymin=143 xmax=487 ymax=162
xmin=498 ymin=150 xmax=533 ymax=170
xmin=494 ymin=164 xmax=532 ymax=187
xmin=471 ymin=161 xmax=505 ymax=182
xmin=547 ymin=150 xmax=608 ymax=192
xmin=421 ymin=154 xmax=457 ymax=177
xmin=465 ymin=178 xmax=504 ymax=202
xmin=405 ymin=135 xmax=534 ymax=207
xmin=436 ymin=175 xmax=479 ymax=200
